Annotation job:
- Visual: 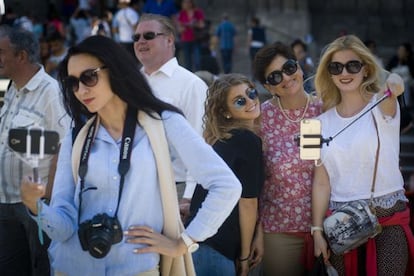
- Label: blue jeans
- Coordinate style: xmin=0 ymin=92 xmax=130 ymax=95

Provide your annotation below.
xmin=192 ymin=243 xmax=235 ymax=276
xmin=220 ymin=49 xmax=233 ymax=73
xmin=181 ymin=41 xmax=201 ymax=72
xmin=0 ymin=203 xmax=50 ymax=276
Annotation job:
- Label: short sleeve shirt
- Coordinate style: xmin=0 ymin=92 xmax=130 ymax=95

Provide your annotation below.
xmin=259 ymin=98 xmax=322 ymax=233
xmin=0 ymin=66 xmax=70 ymax=203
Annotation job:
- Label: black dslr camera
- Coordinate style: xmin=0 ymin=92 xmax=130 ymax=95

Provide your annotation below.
xmin=78 ymin=213 xmax=123 ymax=258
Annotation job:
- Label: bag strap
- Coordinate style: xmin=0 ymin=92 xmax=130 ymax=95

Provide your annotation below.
xmin=369 ymin=112 xmax=380 ymax=206
xmin=71 ymin=112 xmax=195 ymax=276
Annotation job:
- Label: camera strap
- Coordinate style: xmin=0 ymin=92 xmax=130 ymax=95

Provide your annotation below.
xmin=77 ymin=107 xmax=137 ymax=224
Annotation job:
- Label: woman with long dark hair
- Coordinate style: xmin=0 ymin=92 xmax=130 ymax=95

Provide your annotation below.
xmin=20 ymin=35 xmax=241 ymax=275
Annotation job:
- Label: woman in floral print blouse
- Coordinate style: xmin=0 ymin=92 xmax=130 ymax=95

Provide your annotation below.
xmin=252 ymin=42 xmax=322 ymax=275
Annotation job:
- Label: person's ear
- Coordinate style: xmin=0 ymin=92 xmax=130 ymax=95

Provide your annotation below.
xmin=167 ymin=34 xmax=175 ymax=46
xmin=223 ymin=113 xmax=232 ymax=119
xmin=16 ymin=50 xmax=27 ymax=63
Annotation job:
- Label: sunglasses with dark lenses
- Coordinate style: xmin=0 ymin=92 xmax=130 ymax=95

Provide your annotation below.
xmin=132 ymin=32 xmax=165 ymax=42
xmin=327 ymin=60 xmax=364 ymax=75
xmin=233 ymin=88 xmax=259 ymax=109
xmin=265 ymin=59 xmax=298 ymax=86
xmin=65 ymin=66 xmax=107 ymax=93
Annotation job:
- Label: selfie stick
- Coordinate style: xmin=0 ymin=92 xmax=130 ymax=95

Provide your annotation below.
xmin=26 ymin=126 xmax=46 ymax=245
xmin=321 ymin=89 xmax=392 ymax=146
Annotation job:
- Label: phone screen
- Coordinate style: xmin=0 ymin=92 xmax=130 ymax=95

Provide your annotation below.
xmin=8 ymin=128 xmax=60 ymax=155
xmin=299 ymin=119 xmax=321 ymax=160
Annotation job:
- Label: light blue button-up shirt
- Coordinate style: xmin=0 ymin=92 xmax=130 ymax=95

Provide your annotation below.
xmin=37 ymin=111 xmax=241 ymax=275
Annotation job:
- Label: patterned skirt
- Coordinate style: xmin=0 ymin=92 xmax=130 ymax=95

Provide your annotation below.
xmin=330 ymin=200 xmax=409 ymax=275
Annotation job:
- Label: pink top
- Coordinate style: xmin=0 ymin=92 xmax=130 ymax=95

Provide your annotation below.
xmin=259 ymin=97 xmax=322 ymax=233
xmin=177 ymin=8 xmax=204 ymax=42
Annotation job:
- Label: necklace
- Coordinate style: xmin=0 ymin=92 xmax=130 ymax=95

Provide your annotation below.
xmin=276 ymin=94 xmax=310 ymax=123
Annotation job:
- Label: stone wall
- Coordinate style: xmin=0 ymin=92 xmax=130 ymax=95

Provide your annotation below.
xmin=199 ymin=0 xmax=413 ymax=66
xmin=309 ymin=0 xmax=414 ymax=62
xmin=4 ymin=0 xmax=412 ymax=67
xmin=200 ymin=0 xmax=310 ymax=43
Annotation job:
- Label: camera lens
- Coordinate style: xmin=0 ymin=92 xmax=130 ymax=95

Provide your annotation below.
xmin=87 ymin=230 xmax=113 ymax=258
xmin=78 ymin=213 xmax=123 ymax=258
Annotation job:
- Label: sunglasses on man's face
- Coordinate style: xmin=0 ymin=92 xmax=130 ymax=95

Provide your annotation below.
xmin=65 ymin=66 xmax=107 ymax=93
xmin=265 ymin=59 xmax=298 ymax=86
xmin=327 ymin=60 xmax=364 ymax=75
xmin=132 ymin=31 xmax=165 ymax=42
xmin=233 ymin=88 xmax=259 ymax=109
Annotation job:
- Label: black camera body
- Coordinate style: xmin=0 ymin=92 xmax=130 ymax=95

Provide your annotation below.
xmin=78 ymin=213 xmax=123 ymax=258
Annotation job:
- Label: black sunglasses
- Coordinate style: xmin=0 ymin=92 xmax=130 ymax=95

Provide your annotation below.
xmin=327 ymin=60 xmax=364 ymax=75
xmin=265 ymin=59 xmax=298 ymax=86
xmin=132 ymin=31 xmax=165 ymax=42
xmin=233 ymin=88 xmax=259 ymax=109
xmin=65 ymin=66 xmax=107 ymax=93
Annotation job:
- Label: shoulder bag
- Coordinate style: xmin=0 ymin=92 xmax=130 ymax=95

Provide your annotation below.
xmin=323 ymin=113 xmax=382 ymax=255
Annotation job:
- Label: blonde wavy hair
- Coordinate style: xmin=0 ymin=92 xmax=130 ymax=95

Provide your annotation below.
xmin=203 ymin=74 xmax=259 ymax=145
xmin=315 ymin=35 xmax=382 ymax=112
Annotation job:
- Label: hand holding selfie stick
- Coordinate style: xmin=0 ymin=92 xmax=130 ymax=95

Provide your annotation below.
xmin=25 ymin=126 xmax=47 ymax=245
xmin=298 ymin=89 xmax=392 ymax=160
xmin=9 ymin=127 xmax=59 ymax=244
xmin=321 ymin=89 xmax=392 ymax=147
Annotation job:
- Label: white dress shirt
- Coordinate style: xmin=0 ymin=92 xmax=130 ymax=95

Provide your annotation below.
xmin=141 ymin=58 xmax=208 ymax=198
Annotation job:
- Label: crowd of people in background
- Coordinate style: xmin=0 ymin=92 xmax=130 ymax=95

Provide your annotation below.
xmin=0 ymin=1 xmax=414 ymax=276
xmin=2 ymin=0 xmax=413 ymax=98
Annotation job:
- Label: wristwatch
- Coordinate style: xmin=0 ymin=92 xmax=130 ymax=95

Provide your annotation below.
xmin=310 ymin=226 xmax=324 ymax=236
xmin=181 ymin=232 xmax=199 ymax=253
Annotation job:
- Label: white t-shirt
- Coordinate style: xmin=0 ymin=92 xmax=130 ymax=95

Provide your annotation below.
xmin=318 ymin=95 xmax=404 ymax=202
xmin=113 ymin=7 xmax=139 ymax=43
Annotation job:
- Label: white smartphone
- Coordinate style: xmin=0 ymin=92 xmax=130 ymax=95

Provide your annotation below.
xmin=299 ymin=119 xmax=321 ymax=160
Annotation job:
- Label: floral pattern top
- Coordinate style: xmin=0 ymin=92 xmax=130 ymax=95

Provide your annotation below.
xmin=259 ymin=96 xmax=323 ymax=233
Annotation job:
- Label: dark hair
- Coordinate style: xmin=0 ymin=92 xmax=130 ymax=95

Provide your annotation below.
xmin=47 ymin=31 xmax=65 ymax=42
xmin=364 ymin=39 xmax=376 ymax=49
xmin=291 ymin=39 xmax=307 ymax=52
xmin=251 ymin=17 xmax=260 ymax=26
xmin=253 ymin=41 xmax=296 ymax=84
xmin=0 ymin=25 xmax=39 ymax=64
xmin=400 ymin=42 xmax=413 ymax=58
xmin=58 ymin=35 xmax=182 ymax=126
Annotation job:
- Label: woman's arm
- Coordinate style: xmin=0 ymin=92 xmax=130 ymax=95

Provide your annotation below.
xmin=249 ymin=221 xmax=264 ymax=268
xmin=312 ymin=164 xmax=331 ymax=262
xmin=21 ymin=132 xmax=78 ymax=241
xmin=238 ymin=198 xmax=258 ymax=275
xmin=125 ymin=112 xmax=242 ymax=257
xmin=164 ymin=113 xmax=242 ymax=241
xmin=379 ymin=72 xmax=404 ymax=117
